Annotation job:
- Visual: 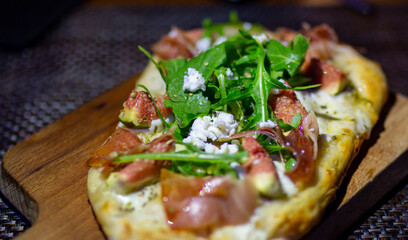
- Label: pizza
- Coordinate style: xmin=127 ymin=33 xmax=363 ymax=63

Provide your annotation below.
xmin=87 ymin=15 xmax=387 ymax=240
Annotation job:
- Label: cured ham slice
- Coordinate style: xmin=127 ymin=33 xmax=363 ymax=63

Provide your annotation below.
xmin=301 ymin=23 xmax=339 ymax=43
xmin=284 ymin=112 xmax=319 ymax=183
xmin=152 ymin=27 xmax=203 ymax=60
xmin=241 ymin=136 xmax=282 ymax=197
xmin=270 ymin=90 xmax=319 ymax=184
xmin=161 ymin=169 xmax=258 ymax=231
xmin=89 ymin=127 xmax=143 ymax=172
xmin=108 ymin=133 xmax=175 ymax=194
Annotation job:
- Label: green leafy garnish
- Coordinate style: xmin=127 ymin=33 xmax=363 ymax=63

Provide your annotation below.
xmin=266 ymin=34 xmax=309 ymax=77
xmin=285 ymin=157 xmax=297 ymax=170
xmin=134 ymin=16 xmax=319 ymax=178
xmin=162 ymin=45 xmax=227 ymax=128
xmin=114 ymin=151 xmax=247 ymax=164
xmin=276 ymin=112 xmax=302 ymax=132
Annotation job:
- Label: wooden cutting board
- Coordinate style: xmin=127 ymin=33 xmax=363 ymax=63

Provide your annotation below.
xmin=2 ymin=75 xmax=408 ymax=239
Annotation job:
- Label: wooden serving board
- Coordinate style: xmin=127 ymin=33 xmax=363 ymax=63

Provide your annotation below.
xmin=2 ymin=75 xmax=408 ymax=239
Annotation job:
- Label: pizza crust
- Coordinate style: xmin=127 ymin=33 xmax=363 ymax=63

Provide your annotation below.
xmin=88 ymin=39 xmax=387 ymax=239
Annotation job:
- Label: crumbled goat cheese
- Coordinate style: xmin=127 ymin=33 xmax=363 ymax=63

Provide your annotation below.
xmin=271 ymin=89 xmax=281 ymax=95
xmin=196 ymin=37 xmax=211 ymax=53
xmin=148 ymin=116 xmax=174 ymax=134
xmin=168 ymin=29 xmax=177 ymax=38
xmin=226 ymin=68 xmax=234 ymax=80
xmin=183 ymin=68 xmax=206 ymax=92
xmin=252 ymin=33 xmax=269 ymax=44
xmin=213 ymin=36 xmax=227 ymax=46
xmin=148 ymin=119 xmax=164 ymax=134
xmin=183 ymin=111 xmax=238 ymax=149
xmin=243 ymin=22 xmax=252 ymax=30
xmin=274 ymin=161 xmax=298 ymax=196
xmin=204 ymin=142 xmax=239 ymax=154
xmin=258 ymin=119 xmax=277 ymax=129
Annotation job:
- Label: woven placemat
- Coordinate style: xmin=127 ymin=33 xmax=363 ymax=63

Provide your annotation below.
xmin=0 ymin=4 xmax=407 ymax=239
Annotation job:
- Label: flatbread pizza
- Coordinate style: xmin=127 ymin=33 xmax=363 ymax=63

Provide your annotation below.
xmin=87 ymin=15 xmax=387 ymax=239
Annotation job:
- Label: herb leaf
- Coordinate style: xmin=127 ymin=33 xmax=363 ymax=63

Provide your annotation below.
xmin=276 ymin=112 xmax=302 ymax=131
xmin=114 ymin=151 xmax=248 ymax=164
xmin=266 ymin=34 xmax=308 ymax=77
xmin=163 ymin=44 xmax=227 ymax=128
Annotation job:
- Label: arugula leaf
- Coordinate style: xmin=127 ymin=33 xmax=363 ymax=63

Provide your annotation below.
xmin=266 ymin=34 xmax=308 ymax=77
xmin=138 ymin=46 xmax=165 ymax=79
xmin=211 ymin=87 xmax=253 ymax=110
xmin=163 ymin=44 xmax=227 ymax=128
xmin=159 ymin=58 xmax=187 ymax=84
xmin=164 ymin=96 xmax=211 ymax=129
xmin=276 ymin=112 xmax=302 ymax=131
xmin=251 ymin=46 xmax=271 ymax=123
xmin=114 ymin=151 xmax=248 ymax=164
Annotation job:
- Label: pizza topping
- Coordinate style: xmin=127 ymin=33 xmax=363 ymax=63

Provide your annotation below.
xmin=118 ymin=90 xmax=173 ymax=128
xmin=152 ymin=27 xmax=201 ymax=60
xmin=89 ymin=127 xmax=143 ymax=172
xmin=160 ymin=169 xmax=258 ymax=231
xmin=183 ymin=111 xmax=238 ymax=151
xmin=195 ymin=37 xmax=211 ymax=53
xmin=105 ymin=19 xmax=329 ymax=231
xmin=107 ymin=132 xmax=175 ymax=194
xmin=269 ymin=90 xmax=319 ymax=184
xmin=305 ymin=58 xmax=347 ymax=95
xmin=183 ymin=68 xmax=206 ymax=92
xmin=284 ymin=111 xmax=319 ymax=184
xmin=269 ymin=90 xmax=308 ymax=125
xmin=242 ymin=136 xmax=282 ymax=197
xmin=301 ymin=23 xmax=339 ymax=43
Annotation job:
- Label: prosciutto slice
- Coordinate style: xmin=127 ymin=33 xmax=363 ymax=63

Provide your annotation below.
xmin=270 ymin=90 xmax=319 ymax=184
xmin=118 ymin=133 xmax=174 ymax=182
xmin=110 ymin=133 xmax=175 ymax=193
xmin=152 ymin=27 xmax=203 ymax=60
xmin=89 ymin=127 xmax=143 ymax=172
xmin=161 ymin=169 xmax=258 ymax=231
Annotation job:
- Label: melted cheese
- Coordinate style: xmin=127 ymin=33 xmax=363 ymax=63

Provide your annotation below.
xmin=295 ymin=90 xmax=373 ymax=136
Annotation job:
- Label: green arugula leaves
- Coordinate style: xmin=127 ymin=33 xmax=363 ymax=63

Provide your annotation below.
xmin=266 ymin=34 xmax=309 ymax=77
xmin=161 ymin=44 xmax=227 ymax=128
xmin=132 ymin=19 xmax=316 ymax=178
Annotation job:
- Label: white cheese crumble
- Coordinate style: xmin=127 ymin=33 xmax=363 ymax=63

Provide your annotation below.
xmin=183 ymin=68 xmax=206 ymax=92
xmin=243 ymin=22 xmax=252 ymax=30
xmin=183 ymin=111 xmax=238 ymax=150
xmin=258 ymin=119 xmax=277 ymax=129
xmin=213 ymin=36 xmax=227 ymax=46
xmin=252 ymin=33 xmax=269 ymax=44
xmin=168 ymin=29 xmax=177 ymax=38
xmin=273 ymin=161 xmax=298 ymax=196
xmin=148 ymin=119 xmax=164 ymax=134
xmin=148 ymin=116 xmax=174 ymax=134
xmin=226 ymin=68 xmax=234 ymax=80
xmin=195 ymin=37 xmax=211 ymax=53
xmin=204 ymin=142 xmax=239 ymax=154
